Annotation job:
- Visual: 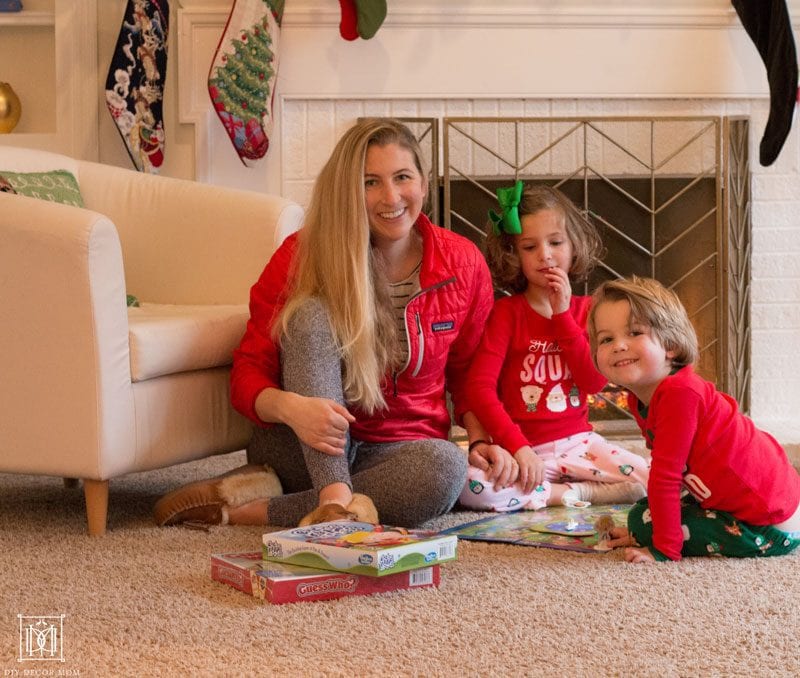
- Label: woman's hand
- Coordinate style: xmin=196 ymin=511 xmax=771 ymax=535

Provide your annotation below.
xmin=468 ymin=443 xmax=517 ymax=491
xmin=543 ymin=266 xmax=572 ymax=315
xmin=623 ymin=547 xmax=656 ymax=564
xmin=513 ymin=446 xmax=545 ymax=494
xmin=278 ymin=392 xmax=355 ymax=455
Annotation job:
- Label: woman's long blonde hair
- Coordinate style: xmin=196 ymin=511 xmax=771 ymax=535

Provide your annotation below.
xmin=278 ymin=118 xmax=428 ymax=413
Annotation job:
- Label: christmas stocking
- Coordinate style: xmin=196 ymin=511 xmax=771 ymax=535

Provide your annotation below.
xmin=105 ymin=0 xmax=170 ymax=173
xmin=356 ymin=0 xmax=386 ymax=40
xmin=208 ymin=0 xmax=284 ymax=166
xmin=339 ymin=0 xmax=387 ymax=41
xmin=339 ymin=0 xmax=358 ymax=41
xmin=732 ymin=0 xmax=799 ymax=166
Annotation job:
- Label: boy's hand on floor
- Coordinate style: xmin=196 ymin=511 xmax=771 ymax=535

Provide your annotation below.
xmin=624 ymin=547 xmax=656 ymax=564
xmin=605 ymin=526 xmax=635 ymax=548
xmin=605 ymin=528 xmax=656 ymax=563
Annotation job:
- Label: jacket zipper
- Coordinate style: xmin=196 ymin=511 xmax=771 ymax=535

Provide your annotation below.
xmin=412 ymin=312 xmax=424 ymax=377
xmin=392 ymin=276 xmax=457 ymax=395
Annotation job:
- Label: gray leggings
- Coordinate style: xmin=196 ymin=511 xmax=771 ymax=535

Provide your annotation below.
xmin=247 ymin=298 xmax=468 ymax=528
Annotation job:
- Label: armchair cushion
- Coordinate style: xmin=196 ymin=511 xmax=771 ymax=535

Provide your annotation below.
xmin=128 ymin=303 xmax=249 ymax=382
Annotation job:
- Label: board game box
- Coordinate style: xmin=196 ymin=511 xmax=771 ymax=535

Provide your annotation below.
xmin=262 ymin=522 xmax=458 ymax=576
xmin=211 ymin=552 xmax=440 ymax=604
xmin=443 ymin=504 xmax=631 ymax=553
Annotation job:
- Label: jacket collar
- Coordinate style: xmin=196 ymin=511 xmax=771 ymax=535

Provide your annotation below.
xmin=415 ymin=213 xmax=456 ymax=288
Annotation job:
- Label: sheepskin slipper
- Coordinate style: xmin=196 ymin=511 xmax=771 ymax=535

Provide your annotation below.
xmin=153 ymin=464 xmax=282 ymax=527
xmin=298 ymin=493 xmax=379 ymax=527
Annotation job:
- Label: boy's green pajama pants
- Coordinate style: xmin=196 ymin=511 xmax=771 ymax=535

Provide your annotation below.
xmin=627 ymin=494 xmax=800 ymax=560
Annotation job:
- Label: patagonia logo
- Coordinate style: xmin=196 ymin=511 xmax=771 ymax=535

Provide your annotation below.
xmin=431 ymin=320 xmax=455 ymax=333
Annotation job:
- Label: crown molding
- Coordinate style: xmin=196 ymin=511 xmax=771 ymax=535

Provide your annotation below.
xmin=177 ymin=0 xmax=800 ymax=28
xmin=283 ymin=0 xmax=740 ymax=28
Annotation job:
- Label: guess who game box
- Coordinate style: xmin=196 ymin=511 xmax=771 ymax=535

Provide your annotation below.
xmin=262 ymin=522 xmax=458 ymax=576
xmin=211 ymin=552 xmax=440 ymax=604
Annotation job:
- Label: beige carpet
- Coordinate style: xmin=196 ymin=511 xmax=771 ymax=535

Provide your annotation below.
xmin=1 ymin=451 xmax=799 ymax=677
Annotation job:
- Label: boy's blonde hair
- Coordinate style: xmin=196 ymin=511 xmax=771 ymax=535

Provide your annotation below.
xmin=279 ymin=118 xmax=428 ymax=413
xmin=587 ymin=276 xmax=699 ymax=367
xmin=486 ymin=184 xmax=602 ymax=293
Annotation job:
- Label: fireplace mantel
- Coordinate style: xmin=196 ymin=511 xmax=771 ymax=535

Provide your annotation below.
xmin=179 ymin=0 xmax=791 ymax=100
xmin=177 ymin=0 xmax=792 ymax=189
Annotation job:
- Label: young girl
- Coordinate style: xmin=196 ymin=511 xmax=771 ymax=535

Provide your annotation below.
xmin=459 ymin=182 xmax=649 ymax=513
xmin=588 ymin=276 xmax=800 ymax=563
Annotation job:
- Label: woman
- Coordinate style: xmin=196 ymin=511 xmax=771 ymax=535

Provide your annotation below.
xmin=154 ymin=118 xmax=494 ymax=528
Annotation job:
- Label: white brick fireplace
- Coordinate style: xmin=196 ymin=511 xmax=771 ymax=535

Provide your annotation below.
xmin=177 ymin=0 xmax=800 ymax=450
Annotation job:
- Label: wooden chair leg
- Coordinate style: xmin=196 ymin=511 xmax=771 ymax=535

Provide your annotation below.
xmin=83 ymin=479 xmax=109 ymax=536
xmin=63 ymin=477 xmax=80 ymax=489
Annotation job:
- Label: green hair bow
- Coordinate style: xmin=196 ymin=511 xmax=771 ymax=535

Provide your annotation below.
xmin=488 ymin=180 xmax=524 ymax=236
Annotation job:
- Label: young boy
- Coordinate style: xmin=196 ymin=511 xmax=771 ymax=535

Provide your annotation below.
xmin=586 ymin=276 xmax=800 ymax=563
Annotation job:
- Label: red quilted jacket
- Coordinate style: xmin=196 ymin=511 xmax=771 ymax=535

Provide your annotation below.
xmin=231 ymin=214 xmax=494 ymax=442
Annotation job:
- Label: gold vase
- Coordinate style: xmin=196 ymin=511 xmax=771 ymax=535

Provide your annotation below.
xmin=0 ymin=82 xmax=22 ymax=134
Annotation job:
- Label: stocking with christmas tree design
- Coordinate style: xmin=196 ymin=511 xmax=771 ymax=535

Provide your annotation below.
xmin=208 ymin=0 xmax=283 ymax=166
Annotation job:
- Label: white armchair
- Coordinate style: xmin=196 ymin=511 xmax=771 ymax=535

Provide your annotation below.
xmin=0 ymin=148 xmax=303 ymax=535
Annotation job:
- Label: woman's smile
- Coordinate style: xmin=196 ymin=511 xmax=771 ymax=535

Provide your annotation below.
xmin=378 ymin=206 xmax=407 ymax=220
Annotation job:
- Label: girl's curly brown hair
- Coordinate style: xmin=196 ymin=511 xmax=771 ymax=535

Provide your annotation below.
xmin=486 ymin=184 xmax=603 ymax=294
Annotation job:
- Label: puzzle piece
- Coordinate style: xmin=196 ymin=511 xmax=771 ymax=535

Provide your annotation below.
xmin=528 ymin=519 xmax=596 ymax=537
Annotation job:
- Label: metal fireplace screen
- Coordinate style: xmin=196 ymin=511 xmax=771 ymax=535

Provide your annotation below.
xmin=433 ymin=116 xmax=751 ymax=434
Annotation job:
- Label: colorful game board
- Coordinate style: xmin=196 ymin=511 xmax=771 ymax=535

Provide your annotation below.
xmin=262 ymin=522 xmax=458 ymax=576
xmin=444 ymin=504 xmax=631 ymax=553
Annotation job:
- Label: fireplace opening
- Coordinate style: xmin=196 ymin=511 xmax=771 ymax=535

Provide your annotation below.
xmin=446 ymin=173 xmax=720 ymax=426
xmin=427 ymin=116 xmax=750 ymax=435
